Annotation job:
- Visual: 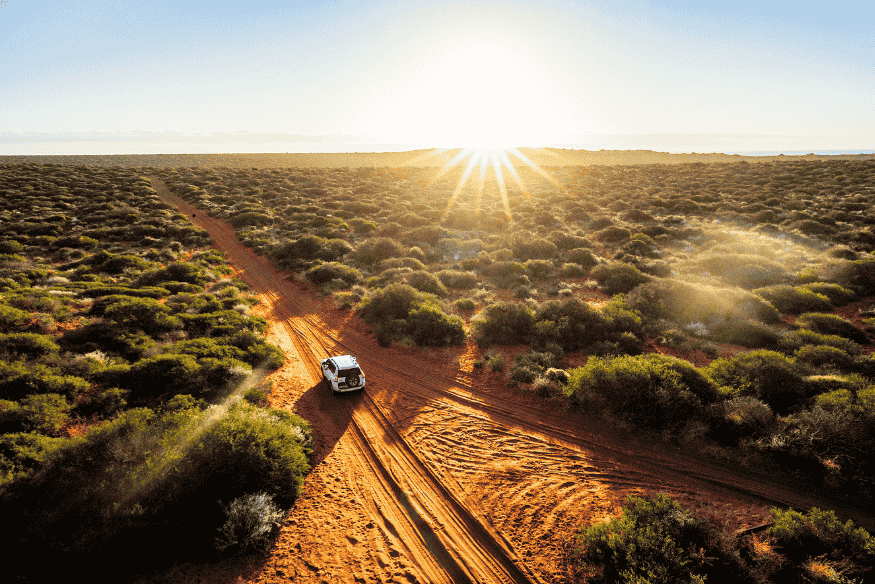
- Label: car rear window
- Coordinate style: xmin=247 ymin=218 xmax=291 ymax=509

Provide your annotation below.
xmin=339 ymin=368 xmax=361 ymax=377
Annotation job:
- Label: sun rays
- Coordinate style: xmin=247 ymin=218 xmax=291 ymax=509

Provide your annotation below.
xmin=417 ymin=147 xmax=563 ymax=229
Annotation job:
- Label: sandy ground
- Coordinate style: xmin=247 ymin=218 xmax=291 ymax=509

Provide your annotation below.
xmin=148 ymin=177 xmax=874 ymax=584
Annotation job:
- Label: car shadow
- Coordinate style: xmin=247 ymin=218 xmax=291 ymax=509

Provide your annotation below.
xmin=288 ymin=376 xmax=363 ymax=468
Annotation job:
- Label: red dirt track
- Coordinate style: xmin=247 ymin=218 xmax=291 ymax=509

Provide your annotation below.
xmin=149 ymin=178 xmax=875 ymax=584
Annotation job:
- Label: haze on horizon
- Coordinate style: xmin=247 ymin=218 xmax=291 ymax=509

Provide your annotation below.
xmin=2 ymin=0 xmax=873 ymax=156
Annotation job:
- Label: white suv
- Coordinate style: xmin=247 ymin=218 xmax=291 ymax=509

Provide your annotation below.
xmin=321 ymin=355 xmax=366 ymax=393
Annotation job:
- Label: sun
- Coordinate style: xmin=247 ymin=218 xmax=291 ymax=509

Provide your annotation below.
xmin=404 ymin=146 xmax=564 ymax=230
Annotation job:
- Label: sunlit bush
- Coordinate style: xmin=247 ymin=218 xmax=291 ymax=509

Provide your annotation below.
xmin=591 ymin=262 xmax=651 ymax=295
xmin=796 ymin=312 xmax=869 ymax=344
xmin=565 ymin=354 xmax=712 ymax=433
xmin=704 ymin=350 xmax=806 ymax=414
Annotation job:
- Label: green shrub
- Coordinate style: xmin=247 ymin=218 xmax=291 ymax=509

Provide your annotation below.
xmin=453 ymin=298 xmax=477 ymax=311
xmin=0 ymin=403 xmax=311 ymax=579
xmin=524 ymin=259 xmax=553 ymax=281
xmin=691 ymin=253 xmax=789 ymax=289
xmin=472 ymin=302 xmax=535 ymax=346
xmin=821 ymin=258 xmax=875 ymax=295
xmin=486 ymin=260 xmax=527 ymax=287
xmin=565 ymin=354 xmax=711 ymax=433
xmin=0 ymin=360 xmax=90 ymax=401
xmin=18 ymin=393 xmax=71 ymax=435
xmin=379 ymin=257 xmax=427 ymax=271
xmin=138 ymin=261 xmax=211 ymax=287
xmin=77 ymin=285 xmax=170 ymax=299
xmin=565 ymin=247 xmax=599 ymax=271
xmin=353 ymin=237 xmax=406 ymax=266
xmin=0 ymin=333 xmax=60 ymax=359
xmin=403 ymin=270 xmax=448 ymax=297
xmin=706 ymin=396 xmax=774 ymax=444
xmin=802 ymin=282 xmax=855 ymax=306
xmin=796 ymin=312 xmax=869 ymax=344
xmin=768 ymin=507 xmax=875 ymax=581
xmin=780 ymin=328 xmax=863 ymax=356
xmin=407 ymin=305 xmax=465 ymax=346
xmin=75 ymin=387 xmax=128 ymax=418
xmin=102 ymin=296 xmax=182 ymax=334
xmin=0 ymin=431 xmax=71 ymax=485
xmin=591 ymin=262 xmax=650 ymax=295
xmin=533 ymin=298 xmax=606 ymax=351
xmin=704 ymin=350 xmax=806 ymax=414
xmin=509 ymin=350 xmax=560 ymax=384
xmin=626 ymin=280 xmax=780 ymax=325
xmin=512 ymin=237 xmax=557 ymax=260
xmin=593 ymin=225 xmax=631 ymax=243
xmin=559 ymin=263 xmax=588 ymax=277
xmin=358 ymin=283 xmax=462 ymax=347
xmin=0 ymin=304 xmax=30 ymax=332
xmin=436 ymin=269 xmax=478 ymax=289
xmin=570 ymin=493 xmax=742 ymax=584
xmin=794 ymin=345 xmax=856 ymax=371
xmin=708 ymin=319 xmax=783 ymax=349
xmin=123 ymin=353 xmax=202 ymax=403
xmin=754 ymin=284 xmax=833 ymax=314
xmin=305 ymin=261 xmax=362 ymax=287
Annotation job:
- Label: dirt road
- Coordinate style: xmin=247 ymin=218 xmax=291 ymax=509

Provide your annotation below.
xmin=149 ymin=177 xmax=874 ymax=584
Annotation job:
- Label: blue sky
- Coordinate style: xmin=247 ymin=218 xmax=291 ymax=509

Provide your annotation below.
xmin=2 ymin=0 xmax=873 ymax=153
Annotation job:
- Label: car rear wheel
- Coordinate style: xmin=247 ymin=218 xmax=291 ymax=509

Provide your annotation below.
xmin=346 ymin=374 xmax=360 ymax=388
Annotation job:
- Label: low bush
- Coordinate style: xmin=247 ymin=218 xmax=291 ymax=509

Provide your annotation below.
xmin=704 ymin=350 xmax=807 ymax=415
xmin=358 ymin=283 xmax=463 ymax=347
xmin=754 ymin=284 xmax=833 ymax=314
xmin=794 ymin=345 xmax=856 ymax=372
xmin=780 ymin=328 xmax=864 ymax=356
xmin=767 ymin=507 xmax=875 ymax=583
xmin=509 ymin=350 xmax=561 ymax=385
xmin=512 ymin=237 xmax=557 ymax=260
xmin=379 ymin=257 xmax=427 ymax=271
xmin=0 ymin=360 xmax=90 ymax=401
xmin=593 ymin=225 xmax=631 ymax=243
xmin=403 ymin=270 xmax=448 ymax=297
xmin=17 ymin=393 xmax=72 ymax=435
xmin=802 ymin=282 xmax=855 ymax=305
xmin=706 ymin=395 xmax=774 ymax=445
xmin=305 ymin=261 xmax=362 ymax=287
xmin=691 ymin=253 xmax=790 ymax=289
xmin=215 ymin=492 xmax=284 ymax=555
xmin=565 ymin=247 xmax=599 ymax=270
xmin=353 ymin=237 xmax=406 ymax=266
xmin=0 ymin=431 xmax=72 ymax=486
xmin=565 ymin=354 xmax=713 ymax=433
xmin=453 ymin=298 xmax=477 ymax=311
xmin=524 ymin=259 xmax=553 ymax=281
xmin=0 ymin=333 xmax=60 ymax=359
xmin=436 ymin=270 xmax=478 ymax=290
xmin=0 ymin=304 xmax=29 ymax=331
xmin=0 ymin=402 xmax=312 ymax=580
xmin=570 ymin=493 xmax=743 ymax=584
xmin=626 ymin=280 xmax=780 ymax=325
xmin=472 ymin=302 xmax=535 ymax=346
xmin=708 ymin=319 xmax=783 ymax=349
xmin=796 ymin=312 xmax=869 ymax=344
xmin=559 ymin=262 xmax=588 ymax=277
xmin=590 ymin=262 xmax=651 ymax=295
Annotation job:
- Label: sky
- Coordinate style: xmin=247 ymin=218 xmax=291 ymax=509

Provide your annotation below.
xmin=1 ymin=0 xmax=874 ymax=154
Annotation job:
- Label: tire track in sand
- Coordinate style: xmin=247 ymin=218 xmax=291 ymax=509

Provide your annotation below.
xmin=150 ymin=177 xmax=535 ymax=584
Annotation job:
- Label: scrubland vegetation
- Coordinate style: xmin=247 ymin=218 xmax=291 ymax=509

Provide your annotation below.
xmin=3 ymin=155 xmax=875 ymax=580
xmin=570 ymin=493 xmax=874 ymax=584
xmin=0 ymin=163 xmax=309 ymax=580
